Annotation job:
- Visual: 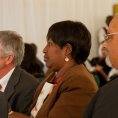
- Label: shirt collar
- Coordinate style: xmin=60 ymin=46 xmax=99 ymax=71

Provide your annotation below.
xmin=0 ymin=67 xmax=15 ymax=92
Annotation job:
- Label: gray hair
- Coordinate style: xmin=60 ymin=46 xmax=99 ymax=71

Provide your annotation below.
xmin=0 ymin=30 xmax=24 ymax=66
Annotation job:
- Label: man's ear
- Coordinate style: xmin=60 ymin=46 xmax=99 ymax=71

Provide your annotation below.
xmin=5 ymin=54 xmax=14 ymax=65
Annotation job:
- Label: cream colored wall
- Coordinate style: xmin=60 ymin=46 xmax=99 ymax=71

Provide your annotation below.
xmin=0 ymin=0 xmax=118 ymax=60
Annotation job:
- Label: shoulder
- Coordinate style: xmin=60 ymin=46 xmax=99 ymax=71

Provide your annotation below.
xmin=64 ymin=65 xmax=95 ymax=83
xmin=101 ymin=77 xmax=118 ymax=93
xmin=93 ymin=77 xmax=118 ymax=106
xmin=14 ymin=66 xmax=38 ymax=86
xmin=86 ymin=77 xmax=118 ymax=118
xmin=62 ymin=65 xmax=98 ymax=91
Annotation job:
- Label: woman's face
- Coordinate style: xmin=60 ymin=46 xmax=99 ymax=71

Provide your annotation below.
xmin=43 ymin=38 xmax=66 ymax=71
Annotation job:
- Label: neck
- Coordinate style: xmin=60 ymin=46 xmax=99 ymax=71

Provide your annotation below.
xmin=56 ymin=60 xmax=77 ymax=78
xmin=0 ymin=64 xmax=14 ymax=79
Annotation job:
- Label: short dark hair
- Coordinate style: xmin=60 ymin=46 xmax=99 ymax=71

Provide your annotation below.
xmin=47 ymin=20 xmax=91 ymax=64
xmin=106 ymin=15 xmax=113 ymax=26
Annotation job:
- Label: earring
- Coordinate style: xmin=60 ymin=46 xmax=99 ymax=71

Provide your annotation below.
xmin=65 ymin=57 xmax=69 ymax=62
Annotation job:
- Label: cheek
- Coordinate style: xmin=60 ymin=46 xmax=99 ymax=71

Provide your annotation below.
xmin=110 ymin=43 xmax=118 ymax=55
xmin=53 ymin=52 xmax=64 ymax=61
xmin=50 ymin=49 xmax=64 ymax=62
xmin=0 ymin=60 xmax=6 ymax=69
xmin=107 ymin=40 xmax=116 ymax=53
xmin=106 ymin=40 xmax=118 ymax=68
xmin=108 ymin=46 xmax=118 ymax=63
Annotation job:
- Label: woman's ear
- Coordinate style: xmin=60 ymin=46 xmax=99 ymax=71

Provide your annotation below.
xmin=65 ymin=43 xmax=72 ymax=55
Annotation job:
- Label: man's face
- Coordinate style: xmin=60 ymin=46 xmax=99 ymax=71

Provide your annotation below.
xmin=0 ymin=52 xmax=7 ymax=71
xmin=103 ymin=16 xmax=118 ymax=69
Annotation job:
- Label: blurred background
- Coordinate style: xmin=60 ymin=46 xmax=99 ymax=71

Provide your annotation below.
xmin=0 ymin=0 xmax=118 ymax=61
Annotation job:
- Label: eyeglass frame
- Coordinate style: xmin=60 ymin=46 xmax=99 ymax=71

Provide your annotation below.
xmin=104 ymin=32 xmax=118 ymax=41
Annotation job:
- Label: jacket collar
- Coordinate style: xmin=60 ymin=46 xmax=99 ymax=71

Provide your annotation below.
xmin=4 ymin=66 xmax=21 ymax=99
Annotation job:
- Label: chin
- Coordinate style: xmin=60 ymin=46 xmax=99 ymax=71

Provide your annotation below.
xmin=47 ymin=66 xmax=58 ymax=72
xmin=46 ymin=63 xmax=52 ymax=69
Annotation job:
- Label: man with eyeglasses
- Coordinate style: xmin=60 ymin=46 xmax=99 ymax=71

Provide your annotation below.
xmin=84 ymin=15 xmax=118 ymax=118
xmin=98 ymin=15 xmax=113 ymax=58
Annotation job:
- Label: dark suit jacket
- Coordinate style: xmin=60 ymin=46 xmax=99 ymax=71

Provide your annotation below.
xmin=30 ymin=64 xmax=98 ymax=118
xmin=84 ymin=77 xmax=118 ymax=118
xmin=0 ymin=91 xmax=8 ymax=118
xmin=4 ymin=66 xmax=38 ymax=114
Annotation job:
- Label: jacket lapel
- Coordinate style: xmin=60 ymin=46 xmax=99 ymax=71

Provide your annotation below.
xmin=29 ymin=72 xmax=55 ymax=113
xmin=4 ymin=66 xmax=21 ymax=100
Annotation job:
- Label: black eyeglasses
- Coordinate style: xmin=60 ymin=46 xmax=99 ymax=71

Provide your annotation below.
xmin=104 ymin=32 xmax=118 ymax=41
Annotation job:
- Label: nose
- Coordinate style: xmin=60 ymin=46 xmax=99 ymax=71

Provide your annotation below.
xmin=43 ymin=46 xmax=47 ymax=53
xmin=102 ymin=41 xmax=107 ymax=49
xmin=102 ymin=41 xmax=109 ymax=54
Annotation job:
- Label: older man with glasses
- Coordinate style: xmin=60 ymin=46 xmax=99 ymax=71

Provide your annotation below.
xmin=84 ymin=15 xmax=118 ymax=118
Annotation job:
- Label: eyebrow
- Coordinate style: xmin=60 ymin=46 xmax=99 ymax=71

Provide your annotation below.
xmin=107 ymin=32 xmax=118 ymax=35
xmin=47 ymin=40 xmax=53 ymax=43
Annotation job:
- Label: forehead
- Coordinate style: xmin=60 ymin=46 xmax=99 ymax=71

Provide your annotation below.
xmin=47 ymin=38 xmax=53 ymax=42
xmin=109 ymin=16 xmax=118 ymax=32
xmin=47 ymin=38 xmax=58 ymax=46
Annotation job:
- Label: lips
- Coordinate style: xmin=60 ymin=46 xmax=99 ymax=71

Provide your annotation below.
xmin=44 ymin=55 xmax=48 ymax=62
